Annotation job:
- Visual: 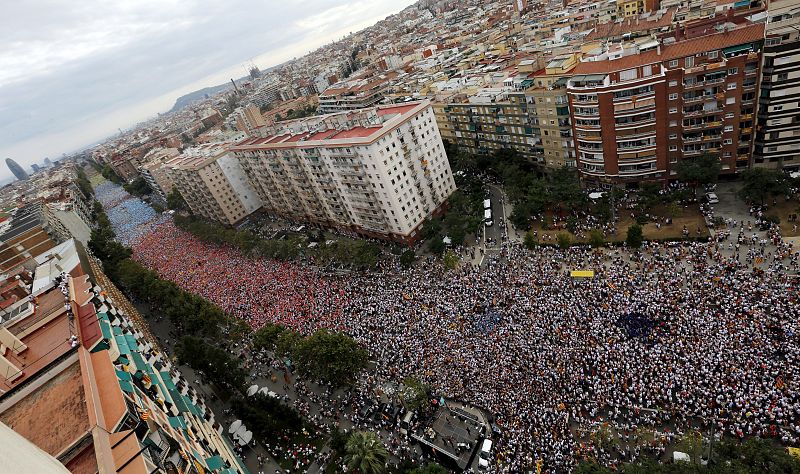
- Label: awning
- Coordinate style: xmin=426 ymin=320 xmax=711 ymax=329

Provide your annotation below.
xmin=170 ymin=389 xmax=191 ymax=413
xmin=168 ymin=416 xmax=187 ymax=430
xmin=160 ymin=372 xmax=177 ymax=390
xmin=205 ymin=455 xmax=225 ymax=470
xmin=130 ymin=352 xmax=148 ymax=371
xmin=119 ymin=379 xmax=134 ymax=393
xmin=723 ymin=43 xmax=752 ymax=56
xmin=734 ymin=0 xmax=749 ymax=7
xmin=553 ymin=77 xmax=569 ymax=87
xmin=185 ymin=396 xmax=202 ymax=416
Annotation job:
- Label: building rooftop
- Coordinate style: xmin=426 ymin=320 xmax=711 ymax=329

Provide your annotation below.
xmin=572 ymin=23 xmax=765 ymax=74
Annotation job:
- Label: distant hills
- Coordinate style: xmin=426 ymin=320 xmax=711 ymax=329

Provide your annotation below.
xmin=168 ymin=82 xmax=234 ymax=113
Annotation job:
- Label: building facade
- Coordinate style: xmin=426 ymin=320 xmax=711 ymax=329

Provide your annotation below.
xmin=167 ymin=143 xmax=263 ymax=225
xmin=567 ymin=23 xmax=764 ymax=186
xmin=753 ymin=0 xmax=800 ymax=168
xmin=138 ymin=148 xmax=181 ymax=201
xmin=231 ymin=101 xmax=456 ymax=244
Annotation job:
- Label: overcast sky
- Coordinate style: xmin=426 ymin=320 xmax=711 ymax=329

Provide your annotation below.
xmin=0 ymin=0 xmax=415 ymax=181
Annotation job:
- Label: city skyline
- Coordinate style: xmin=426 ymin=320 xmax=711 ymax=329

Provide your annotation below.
xmin=0 ymin=0 xmax=415 ymax=182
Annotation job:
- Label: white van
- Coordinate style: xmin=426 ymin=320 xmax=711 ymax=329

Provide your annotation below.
xmin=484 ymin=209 xmax=493 ymax=227
xmin=399 ymin=411 xmax=414 ymax=436
xmin=483 ymin=199 xmax=491 ymax=210
xmin=478 ymin=439 xmax=493 ymax=469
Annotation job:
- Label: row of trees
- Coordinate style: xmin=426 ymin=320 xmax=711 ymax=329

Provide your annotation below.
xmin=329 ymin=429 xmax=446 ymax=474
xmin=174 ymin=214 xmax=383 ymax=270
xmin=253 ymin=324 xmax=369 ymax=387
xmin=123 ymin=176 xmax=152 ymax=197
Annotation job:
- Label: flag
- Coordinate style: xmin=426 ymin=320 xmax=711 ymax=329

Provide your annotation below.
xmin=439 ymin=397 xmax=446 ymax=406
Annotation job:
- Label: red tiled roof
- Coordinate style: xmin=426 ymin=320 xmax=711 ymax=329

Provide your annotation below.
xmin=77 ymin=302 xmax=101 ymax=350
xmin=587 ymin=7 xmax=677 ymax=41
xmin=573 ymin=23 xmax=765 ymax=74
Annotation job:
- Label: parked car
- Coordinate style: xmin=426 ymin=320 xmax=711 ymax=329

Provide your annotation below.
xmin=705 ymin=192 xmax=719 ymax=204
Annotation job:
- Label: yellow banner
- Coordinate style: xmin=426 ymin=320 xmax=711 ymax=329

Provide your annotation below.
xmin=571 ymin=270 xmax=595 ymax=278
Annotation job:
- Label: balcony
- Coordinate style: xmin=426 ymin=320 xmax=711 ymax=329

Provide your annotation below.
xmin=616 ymin=118 xmax=656 ymax=129
xmin=612 ymin=90 xmax=655 ymax=103
xmin=741 ymin=127 xmax=753 ymax=134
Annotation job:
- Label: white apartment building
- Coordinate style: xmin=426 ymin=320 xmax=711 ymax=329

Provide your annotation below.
xmin=754 ymin=0 xmax=800 ymax=168
xmin=230 ymin=101 xmax=456 ymax=244
xmin=167 ymin=142 xmax=263 ymax=225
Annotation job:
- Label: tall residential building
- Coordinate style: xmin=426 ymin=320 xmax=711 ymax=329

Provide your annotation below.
xmin=0 ymin=239 xmax=247 ymax=473
xmin=137 ymin=147 xmax=181 ymax=201
xmin=230 ymin=101 xmax=456 ymax=244
xmin=232 ymin=105 xmax=269 ymax=135
xmin=0 ymin=202 xmax=70 ymax=272
xmin=434 ymin=56 xmax=577 ymax=170
xmin=167 ymin=143 xmax=262 ymax=225
xmin=6 ymin=158 xmax=29 ymax=181
xmin=754 ymin=0 xmax=800 ymax=168
xmin=567 ymin=23 xmax=764 ymax=186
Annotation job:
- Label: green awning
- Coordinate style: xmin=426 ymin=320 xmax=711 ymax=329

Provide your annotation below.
xmin=99 ymin=318 xmax=113 ymax=340
xmin=115 ymin=335 xmax=131 ymax=355
xmin=723 ymin=43 xmax=752 ymax=56
xmin=185 ymin=396 xmax=202 ymax=417
xmin=125 ymin=334 xmax=139 ymax=351
xmin=119 ymin=379 xmax=134 ymax=393
xmin=130 ymin=352 xmax=148 ymax=371
xmin=170 ymin=389 xmax=190 ymax=413
xmin=116 ymin=370 xmax=132 ymax=381
xmin=205 ymin=455 xmax=225 ymax=470
xmin=160 ymin=372 xmax=177 ymax=390
xmin=168 ymin=416 xmax=187 ymax=429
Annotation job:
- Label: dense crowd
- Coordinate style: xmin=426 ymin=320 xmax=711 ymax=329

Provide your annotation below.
xmin=94 ymin=181 xmax=169 ymax=246
xmin=100 ymin=182 xmax=799 ymax=472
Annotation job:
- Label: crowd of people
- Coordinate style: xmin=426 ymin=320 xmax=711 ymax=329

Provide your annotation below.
xmin=94 ymin=181 xmax=169 ymax=246
xmin=98 ymin=182 xmax=799 ymax=472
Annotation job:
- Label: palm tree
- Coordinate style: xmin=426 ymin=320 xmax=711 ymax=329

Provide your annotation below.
xmin=345 ymin=431 xmax=388 ymax=474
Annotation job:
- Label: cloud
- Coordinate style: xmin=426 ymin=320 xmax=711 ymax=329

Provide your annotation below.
xmin=0 ymin=0 xmax=414 ymax=179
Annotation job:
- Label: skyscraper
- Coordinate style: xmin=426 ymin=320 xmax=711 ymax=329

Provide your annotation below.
xmin=5 ymin=158 xmax=29 ymax=181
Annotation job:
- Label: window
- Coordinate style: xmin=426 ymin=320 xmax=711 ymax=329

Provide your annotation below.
xmin=669 ymin=93 xmax=678 ymax=100
xmin=669 ymin=107 xmax=678 ymax=113
xmin=669 ymin=145 xmax=678 ymax=151
xmin=726 ymin=97 xmax=736 ymax=104
xmin=727 ymin=82 xmax=737 ymax=90
xmin=777 ymin=73 xmax=789 ymax=81
xmin=617 ymin=66 xmax=641 ymax=84
xmin=685 ymin=56 xmax=694 ymax=67
xmin=669 ymin=133 xmax=678 ymax=139
xmin=724 ymin=139 xmax=733 ymax=145
xmin=725 ymin=113 xmax=734 ymax=119
xmin=670 ymin=120 xmax=678 ymax=127
xmin=708 ymin=51 xmax=718 ymax=59
xmin=724 ymin=125 xmax=734 ymax=132
xmin=774 ymin=105 xmax=784 ymax=111
xmin=669 ymin=60 xmax=678 ymax=68
xmin=643 ymin=65 xmax=653 ymax=77
xmin=728 ymin=68 xmax=738 ymax=75
xmin=669 ymin=80 xmax=678 ymax=87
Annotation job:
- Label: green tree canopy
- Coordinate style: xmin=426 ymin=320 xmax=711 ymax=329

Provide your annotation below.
xmin=739 ymin=168 xmax=790 ymax=205
xmin=345 ymin=431 xmax=389 ymax=474
xmin=627 ymin=224 xmax=644 ymax=248
xmin=675 ymin=154 xmax=721 ymax=189
xmin=292 ymin=329 xmax=368 ymax=386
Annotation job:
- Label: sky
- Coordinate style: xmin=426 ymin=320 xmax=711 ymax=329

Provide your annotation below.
xmin=0 ymin=0 xmax=416 ymax=181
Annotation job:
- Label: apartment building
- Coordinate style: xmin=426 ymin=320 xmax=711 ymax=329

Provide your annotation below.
xmin=567 ymin=23 xmax=765 ymax=186
xmin=754 ymin=0 xmax=800 ymax=168
xmin=138 ymin=147 xmax=181 ymax=201
xmin=0 ymin=202 xmax=67 ymax=272
xmin=317 ymin=74 xmax=395 ymax=114
xmin=230 ymin=101 xmax=456 ymax=244
xmin=0 ymin=239 xmax=247 ymax=473
xmin=231 ymin=104 xmax=269 ymax=135
xmin=434 ymin=89 xmax=538 ymax=161
xmin=433 ymin=56 xmax=577 ymax=170
xmin=167 ymin=143 xmax=262 ymax=225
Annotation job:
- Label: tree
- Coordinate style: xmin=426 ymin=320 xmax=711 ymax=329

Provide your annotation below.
xmin=676 ymin=430 xmax=704 ymax=465
xmin=429 ymin=238 xmax=446 ymax=255
xmin=400 ymin=250 xmax=416 ymax=268
xmin=166 ymin=188 xmax=187 ymax=211
xmin=293 ymin=329 xmax=368 ymax=386
xmin=627 ymin=224 xmax=643 ymax=248
xmin=675 ymin=154 xmax=721 ymax=190
xmin=739 ymin=168 xmax=790 ymax=206
xmin=400 ymin=376 xmax=431 ymax=412
xmin=589 ymin=229 xmax=605 ymax=248
xmin=524 ymin=231 xmax=538 ymax=250
xmin=442 ymin=250 xmax=459 ymax=270
xmin=123 ymin=176 xmax=152 ymax=197
xmin=252 ymin=323 xmax=286 ymax=352
xmin=175 ymin=336 xmax=246 ymax=391
xmin=345 ymin=431 xmax=389 ymax=474
xmin=408 ymin=463 xmax=447 ymax=474
xmin=557 ymin=232 xmax=572 ymax=250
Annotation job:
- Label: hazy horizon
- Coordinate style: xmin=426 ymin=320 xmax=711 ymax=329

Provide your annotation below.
xmin=0 ymin=0 xmax=416 ymax=181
